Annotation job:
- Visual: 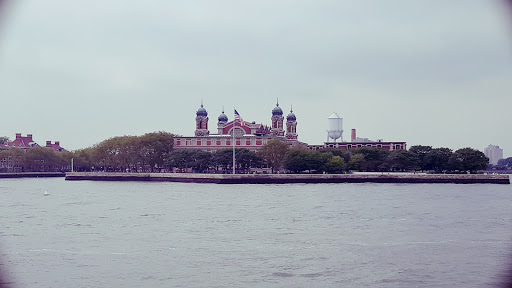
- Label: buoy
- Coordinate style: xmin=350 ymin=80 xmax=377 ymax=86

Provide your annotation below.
xmin=43 ymin=190 xmax=50 ymax=196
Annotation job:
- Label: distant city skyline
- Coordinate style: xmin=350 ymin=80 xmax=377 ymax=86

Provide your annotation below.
xmin=484 ymin=144 xmax=504 ymax=165
xmin=0 ymin=1 xmax=511 ymax=156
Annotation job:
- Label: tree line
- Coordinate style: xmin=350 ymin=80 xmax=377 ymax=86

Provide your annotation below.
xmin=0 ymin=133 xmax=489 ymax=173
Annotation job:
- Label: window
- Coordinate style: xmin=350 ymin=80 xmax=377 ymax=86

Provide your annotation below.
xmin=377 ymin=144 xmax=382 ymax=148
xmin=395 ymin=144 xmax=401 ymax=150
xmin=197 ymin=141 xmax=201 ymax=146
xmin=357 ymin=144 xmax=362 ymax=148
xmin=347 ymin=144 xmax=352 ymax=149
xmin=216 ymin=141 xmax=221 ymax=145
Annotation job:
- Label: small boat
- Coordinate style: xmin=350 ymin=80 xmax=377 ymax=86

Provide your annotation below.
xmin=43 ymin=190 xmax=50 ymax=196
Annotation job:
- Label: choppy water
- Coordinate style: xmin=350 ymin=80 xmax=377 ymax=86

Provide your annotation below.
xmin=1 ymin=178 xmax=511 ymax=287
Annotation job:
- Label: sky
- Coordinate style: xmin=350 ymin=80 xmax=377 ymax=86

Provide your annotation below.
xmin=0 ymin=1 xmax=511 ymax=156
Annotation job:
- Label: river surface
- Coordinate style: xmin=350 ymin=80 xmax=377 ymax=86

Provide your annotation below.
xmin=1 ymin=178 xmax=511 ymax=287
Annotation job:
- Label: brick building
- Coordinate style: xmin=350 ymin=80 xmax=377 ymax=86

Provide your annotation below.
xmin=174 ymin=101 xmax=304 ymax=152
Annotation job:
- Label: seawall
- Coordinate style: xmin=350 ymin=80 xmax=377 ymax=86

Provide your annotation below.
xmin=0 ymin=172 xmax=66 ymax=178
xmin=65 ymin=172 xmax=510 ymax=184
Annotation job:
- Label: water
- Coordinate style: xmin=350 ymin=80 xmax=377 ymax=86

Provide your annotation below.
xmin=1 ymin=178 xmax=511 ymax=287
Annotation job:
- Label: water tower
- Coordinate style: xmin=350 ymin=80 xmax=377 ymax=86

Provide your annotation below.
xmin=327 ymin=112 xmax=343 ymax=142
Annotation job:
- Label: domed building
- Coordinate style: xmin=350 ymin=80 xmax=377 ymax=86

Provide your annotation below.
xmin=174 ymin=100 xmax=301 ymax=152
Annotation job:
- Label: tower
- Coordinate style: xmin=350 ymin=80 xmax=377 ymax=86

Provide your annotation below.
xmin=327 ymin=112 xmax=343 ymax=142
xmin=286 ymin=107 xmax=298 ymax=141
xmin=195 ymin=103 xmax=209 ymax=137
xmin=217 ymin=107 xmax=228 ymax=134
xmin=271 ymin=100 xmax=284 ymax=137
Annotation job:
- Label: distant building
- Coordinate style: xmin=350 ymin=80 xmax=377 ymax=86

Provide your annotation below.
xmin=308 ymin=141 xmax=406 ymax=151
xmin=174 ymin=101 xmax=304 ymax=152
xmin=45 ymin=141 xmax=66 ymax=152
xmin=2 ymin=133 xmax=39 ymax=149
xmin=484 ymin=145 xmax=503 ymax=165
xmin=0 ymin=133 xmax=66 ymax=152
xmin=309 ymin=128 xmax=406 ymax=151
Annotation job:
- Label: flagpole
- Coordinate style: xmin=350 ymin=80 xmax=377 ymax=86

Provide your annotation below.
xmin=233 ymin=108 xmax=236 ymax=175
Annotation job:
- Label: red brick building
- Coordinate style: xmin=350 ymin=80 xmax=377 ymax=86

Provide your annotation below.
xmin=2 ymin=133 xmax=39 ymax=149
xmin=174 ymin=101 xmax=303 ymax=152
xmin=0 ymin=133 xmax=66 ymax=152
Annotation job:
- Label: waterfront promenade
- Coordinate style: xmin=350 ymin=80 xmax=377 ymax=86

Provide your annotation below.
xmin=65 ymin=172 xmax=510 ymax=184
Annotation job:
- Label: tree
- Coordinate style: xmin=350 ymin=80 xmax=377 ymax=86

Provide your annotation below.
xmin=236 ymin=149 xmax=263 ymax=172
xmin=72 ymin=148 xmax=95 ymax=171
xmin=285 ymin=149 xmax=310 ymax=173
xmin=409 ymin=145 xmax=432 ymax=170
xmin=424 ymin=148 xmax=453 ymax=172
xmin=449 ymin=147 xmax=488 ymax=173
xmin=166 ymin=150 xmax=196 ymax=171
xmin=325 ymin=156 xmax=346 ymax=173
xmin=189 ymin=151 xmax=212 ymax=172
xmin=258 ymin=140 xmax=290 ymax=173
xmin=211 ymin=149 xmax=234 ymax=171
xmin=387 ymin=150 xmax=419 ymax=171
xmin=348 ymin=154 xmax=365 ymax=171
xmin=0 ymin=136 xmax=9 ymax=145
xmin=136 ymin=132 xmax=176 ymax=172
xmin=306 ymin=151 xmax=332 ymax=173
xmin=351 ymin=148 xmax=389 ymax=171
xmin=497 ymin=157 xmax=512 ymax=170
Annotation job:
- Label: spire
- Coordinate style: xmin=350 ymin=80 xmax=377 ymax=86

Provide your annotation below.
xmin=276 ymin=97 xmax=279 ymax=106
xmin=290 ymin=104 xmax=293 ymax=113
xmin=201 ymin=98 xmax=203 ymax=108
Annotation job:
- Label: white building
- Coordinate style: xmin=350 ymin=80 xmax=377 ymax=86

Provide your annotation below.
xmin=484 ymin=144 xmax=503 ymax=165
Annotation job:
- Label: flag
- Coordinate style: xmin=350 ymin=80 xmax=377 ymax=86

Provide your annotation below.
xmin=234 ymin=109 xmax=243 ymax=122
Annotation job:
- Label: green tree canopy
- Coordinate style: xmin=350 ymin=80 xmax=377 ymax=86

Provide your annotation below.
xmin=348 ymin=154 xmax=365 ymax=171
xmin=497 ymin=157 xmax=512 ymax=169
xmin=449 ymin=147 xmax=488 ymax=173
xmin=424 ymin=148 xmax=453 ymax=172
xmin=409 ymin=145 xmax=432 ymax=170
xmin=258 ymin=140 xmax=290 ymax=173
xmin=325 ymin=155 xmax=346 ymax=173
xmin=387 ymin=150 xmax=419 ymax=171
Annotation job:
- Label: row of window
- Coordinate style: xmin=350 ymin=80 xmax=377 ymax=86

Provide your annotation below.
xmin=176 ymin=139 xmax=265 ymax=147
xmin=309 ymin=143 xmax=405 ymax=150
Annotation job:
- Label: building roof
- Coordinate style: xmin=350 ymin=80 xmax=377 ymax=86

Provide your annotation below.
xmin=45 ymin=141 xmax=66 ymax=152
xmin=5 ymin=134 xmax=39 ymax=149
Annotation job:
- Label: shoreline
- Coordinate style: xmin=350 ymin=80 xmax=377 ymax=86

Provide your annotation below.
xmin=65 ymin=172 xmax=510 ymax=184
xmin=0 ymin=172 xmax=66 ymax=178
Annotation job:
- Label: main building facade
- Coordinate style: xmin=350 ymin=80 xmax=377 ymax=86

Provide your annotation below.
xmin=174 ymin=101 xmax=302 ymax=152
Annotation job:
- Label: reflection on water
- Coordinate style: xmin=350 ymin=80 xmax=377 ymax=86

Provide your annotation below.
xmin=1 ymin=178 xmax=511 ymax=287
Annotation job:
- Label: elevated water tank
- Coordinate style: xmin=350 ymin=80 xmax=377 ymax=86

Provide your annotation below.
xmin=327 ymin=112 xmax=343 ymax=142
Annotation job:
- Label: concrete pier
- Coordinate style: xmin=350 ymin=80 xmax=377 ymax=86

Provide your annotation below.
xmin=65 ymin=172 xmax=510 ymax=184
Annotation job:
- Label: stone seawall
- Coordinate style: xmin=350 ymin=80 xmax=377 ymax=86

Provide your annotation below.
xmin=0 ymin=172 xmax=66 ymax=178
xmin=65 ymin=172 xmax=510 ymax=184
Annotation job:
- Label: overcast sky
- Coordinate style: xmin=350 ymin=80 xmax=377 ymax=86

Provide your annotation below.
xmin=0 ymin=1 xmax=511 ymax=156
